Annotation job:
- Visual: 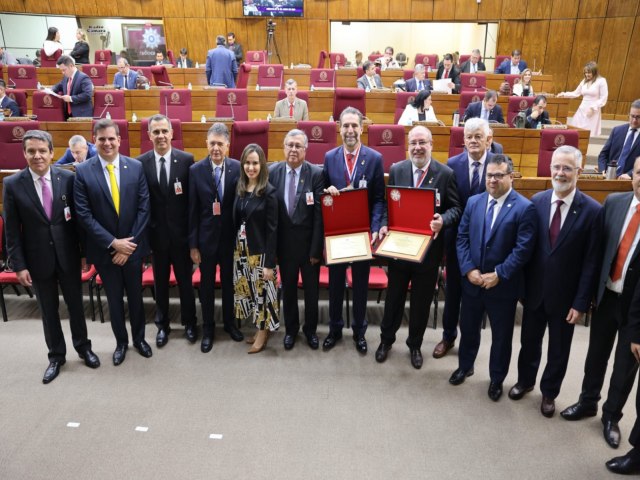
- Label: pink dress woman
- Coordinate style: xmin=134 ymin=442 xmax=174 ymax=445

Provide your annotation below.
xmin=562 ymin=77 xmax=608 ymax=136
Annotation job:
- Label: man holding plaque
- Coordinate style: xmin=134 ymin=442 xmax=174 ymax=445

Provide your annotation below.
xmin=322 ymin=107 xmax=385 ymax=354
xmin=450 ymin=155 xmax=537 ymax=401
xmin=375 ymin=126 xmax=461 ymax=369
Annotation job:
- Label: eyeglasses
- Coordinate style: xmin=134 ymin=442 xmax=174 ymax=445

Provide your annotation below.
xmin=550 ymin=165 xmax=578 ymax=173
xmin=408 ymin=140 xmax=431 ymax=147
xmin=630 ymin=115 xmax=640 ymax=120
xmin=486 ymin=173 xmax=510 ymax=180
xmin=285 ymin=143 xmax=305 ymax=150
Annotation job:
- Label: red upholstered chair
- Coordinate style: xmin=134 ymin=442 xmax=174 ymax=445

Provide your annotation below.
xmin=504 ymin=74 xmax=521 ymax=90
xmin=40 ymin=48 xmax=62 ymax=67
xmin=507 ymin=96 xmax=535 ymax=127
xmin=230 ymin=121 xmax=269 ymax=161
xmin=79 ymin=64 xmax=107 ymax=87
xmin=133 ymin=66 xmax=153 ymax=82
xmin=0 ymin=121 xmax=40 ymax=169
xmin=394 ymin=92 xmax=417 ymax=123
xmin=309 ymin=69 xmax=335 ymax=89
xmin=317 ymin=50 xmax=328 ymax=69
xmin=166 ymin=50 xmax=177 ymax=66
xmin=7 ymin=65 xmax=38 ymax=89
xmin=368 ymin=54 xmax=383 ymax=63
xmin=329 ymin=52 xmax=346 ymax=69
xmin=368 ymin=124 xmax=407 ymax=172
xmin=537 ymin=130 xmax=579 ymax=177
xmin=277 ymin=90 xmax=309 ymax=103
xmin=151 ymin=65 xmax=173 ymax=87
xmin=93 ymin=119 xmax=130 ymax=156
xmin=415 ymin=54 xmax=439 ymax=69
xmin=0 ymin=216 xmax=34 ymax=322
xmin=448 ymin=126 xmax=465 ymax=157
xmin=494 ymin=55 xmax=511 ymax=71
xmin=93 ymin=90 xmax=126 ymax=120
xmin=139 ymin=118 xmax=183 ymax=154
xmin=5 ymin=89 xmax=27 ymax=116
xmin=246 ymin=50 xmax=267 ymax=65
xmin=459 ymin=91 xmax=483 ymax=119
xmin=94 ymin=50 xmax=112 ymax=65
xmin=159 ymin=89 xmax=192 ymax=122
xmin=31 ymin=91 xmax=64 ymax=121
xmin=236 ymin=63 xmax=252 ymax=89
xmin=297 ymin=121 xmax=337 ymax=165
xmin=403 ymin=69 xmax=414 ymax=81
xmin=460 ymin=73 xmax=487 ymax=93
xmin=215 ymin=89 xmax=248 ymax=121
xmin=333 ymin=88 xmax=366 ymax=119
xmin=257 ymin=64 xmax=284 ymax=90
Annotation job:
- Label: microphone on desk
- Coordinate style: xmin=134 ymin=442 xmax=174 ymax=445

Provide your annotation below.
xmin=164 ymin=94 xmax=168 ymax=117
xmin=94 ymin=102 xmax=112 ymax=119
xmin=156 ymin=80 xmax=174 ymax=89
xmin=7 ymin=78 xmax=16 ymax=88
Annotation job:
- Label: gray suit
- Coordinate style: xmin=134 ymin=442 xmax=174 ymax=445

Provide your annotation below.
xmin=357 ymin=74 xmax=383 ymax=90
xmin=273 ymin=97 xmax=309 ymax=121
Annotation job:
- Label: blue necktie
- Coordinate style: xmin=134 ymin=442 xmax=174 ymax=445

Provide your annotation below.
xmin=484 ymin=199 xmax=497 ymax=246
xmin=617 ymin=128 xmax=637 ymax=176
xmin=470 ymin=161 xmax=481 ymax=195
xmin=214 ymin=166 xmax=223 ymax=201
xmin=418 ymin=81 xmax=423 ymax=91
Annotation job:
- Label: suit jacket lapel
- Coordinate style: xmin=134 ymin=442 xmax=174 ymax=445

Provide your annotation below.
xmin=552 ymin=191 xmax=581 ymax=252
xmin=50 ymin=168 xmax=63 ymax=219
xmin=293 ymin=162 xmax=310 ymax=215
xmin=488 ymin=190 xmax=517 ymax=242
xmin=20 ymin=169 xmax=48 ymax=221
xmin=92 ymin=158 xmax=117 ymax=214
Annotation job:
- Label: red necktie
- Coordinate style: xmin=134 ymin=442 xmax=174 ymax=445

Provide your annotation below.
xmin=549 ymin=200 xmax=563 ymax=248
xmin=444 ymin=69 xmax=449 ymax=79
xmin=611 ymin=204 xmax=640 ymax=282
xmin=289 ymin=103 xmax=294 ymax=118
xmin=66 ymin=77 xmax=72 ymax=115
xmin=346 ymin=153 xmax=355 ymax=172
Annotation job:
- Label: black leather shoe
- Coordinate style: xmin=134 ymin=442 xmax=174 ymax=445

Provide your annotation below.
xmin=283 ymin=334 xmax=296 ymax=350
xmin=375 ymin=343 xmax=392 ymax=363
xmin=508 ymin=383 xmax=534 ymax=400
xmin=322 ymin=332 xmax=342 ymax=351
xmin=113 ymin=344 xmax=127 ymax=366
xmin=201 ymin=336 xmax=213 ymax=353
xmin=133 ymin=340 xmax=153 ymax=358
xmin=353 ymin=335 xmax=367 ymax=354
xmin=78 ymin=349 xmax=100 ymax=369
xmin=488 ymin=382 xmax=503 ymax=402
xmin=541 ymin=397 xmax=556 ymax=418
xmin=224 ymin=325 xmax=244 ymax=342
xmin=560 ymin=401 xmax=598 ymax=421
xmin=410 ymin=349 xmax=423 ymax=369
xmin=42 ymin=359 xmax=65 ymax=384
xmin=606 ymin=449 xmax=640 ymax=474
xmin=185 ymin=325 xmax=198 ymax=344
xmin=156 ymin=327 xmax=170 ymax=348
xmin=305 ymin=333 xmax=319 ymax=350
xmin=603 ymin=420 xmax=621 ymax=449
xmin=449 ymin=368 xmax=474 ymax=385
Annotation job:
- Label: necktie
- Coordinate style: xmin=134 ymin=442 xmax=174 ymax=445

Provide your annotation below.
xmin=288 ymin=169 xmax=297 ymax=217
xmin=106 ymin=164 xmax=119 ymax=215
xmin=444 ymin=69 xmax=449 ymax=79
xmin=611 ymin=204 xmax=640 ymax=281
xmin=289 ymin=103 xmax=294 ymax=118
xmin=39 ymin=176 xmax=52 ymax=219
xmin=159 ymin=157 xmax=168 ymax=191
xmin=549 ymin=199 xmax=564 ymax=248
xmin=470 ymin=161 xmax=481 ymax=195
xmin=214 ymin=166 xmax=223 ymax=201
xmin=414 ymin=169 xmax=423 ymax=188
xmin=346 ymin=153 xmax=355 ymax=172
xmin=66 ymin=77 xmax=72 ymax=115
xmin=418 ymin=81 xmax=423 ymax=91
xmin=617 ymin=129 xmax=638 ymax=176
xmin=472 ymin=64 xmax=476 ymax=73
xmin=484 ymin=199 xmax=497 ymax=245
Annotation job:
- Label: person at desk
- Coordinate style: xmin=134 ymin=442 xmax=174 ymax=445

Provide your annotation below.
xmin=52 ymin=55 xmax=94 ymax=120
xmin=405 ymin=64 xmax=432 ymax=93
xmin=435 ymin=53 xmax=461 ymax=94
xmin=525 ymin=95 xmax=552 ymax=129
xmin=43 ymin=27 xmax=63 ymax=57
xmin=512 ymin=68 xmax=535 ymax=97
xmin=0 ymin=79 xmax=20 ymax=117
xmin=177 ymin=48 xmax=193 ymax=68
xmin=0 ymin=46 xmax=18 ymax=66
xmin=398 ymin=90 xmax=438 ymax=126
xmin=460 ymin=49 xmax=486 ymax=74
xmin=380 ymin=46 xmax=399 ymax=71
xmin=69 ymin=29 xmax=89 ymax=65
xmin=558 ymin=61 xmax=608 ymax=136
xmin=495 ymin=50 xmax=528 ymax=74
xmin=113 ymin=58 xmax=139 ymax=90
xmin=597 ymin=100 xmax=640 ymax=178
xmin=357 ymin=61 xmax=384 ymax=90
xmin=273 ymin=79 xmax=309 ymax=121
xmin=155 ymin=51 xmax=171 ymax=66
xmin=463 ymin=90 xmax=505 ymax=124
xmin=206 ymin=35 xmax=238 ymax=88
xmin=56 ymin=135 xmax=97 ymax=165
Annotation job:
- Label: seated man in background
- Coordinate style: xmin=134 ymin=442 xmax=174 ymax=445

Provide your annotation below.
xmin=405 ymin=64 xmax=432 ymax=93
xmin=597 ymin=100 xmax=640 ymax=178
xmin=273 ymin=79 xmax=309 ymax=121
xmin=0 ymin=79 xmax=20 ymax=116
xmin=460 ymin=49 xmax=486 ymax=73
xmin=495 ymin=49 xmax=528 ymax=74
xmin=435 ymin=53 xmax=461 ymax=94
xmin=525 ymin=95 xmax=551 ymax=129
xmin=177 ymin=48 xmax=193 ymax=68
xmin=463 ymin=90 xmax=505 ymax=124
xmin=380 ymin=46 xmax=400 ymax=70
xmin=56 ymin=135 xmax=96 ymax=165
xmin=357 ymin=61 xmax=384 ymax=90
xmin=113 ymin=58 xmax=139 ymax=90
xmin=155 ymin=51 xmax=172 ymax=66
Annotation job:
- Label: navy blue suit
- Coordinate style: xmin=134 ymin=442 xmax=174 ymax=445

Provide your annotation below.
xmin=205 ymin=46 xmax=238 ymax=88
xmin=441 ymin=151 xmax=492 ymax=342
xmin=74 ymin=155 xmax=150 ymax=346
xmin=405 ymin=78 xmax=432 ymax=93
xmin=1 ymin=95 xmax=20 ymax=117
xmin=463 ymin=101 xmax=505 ymax=124
xmin=524 ymin=107 xmax=551 ymax=129
xmin=598 ymin=124 xmax=640 ymax=175
xmin=113 ymin=70 xmax=139 ymax=90
xmin=456 ymin=189 xmax=537 ymax=383
xmin=323 ymin=144 xmax=385 ymax=336
xmin=495 ymin=59 xmax=528 ymax=74
xmin=56 ymin=142 xmax=97 ymax=165
xmin=517 ymin=189 xmax=602 ymax=398
xmin=52 ymin=71 xmax=94 ymax=119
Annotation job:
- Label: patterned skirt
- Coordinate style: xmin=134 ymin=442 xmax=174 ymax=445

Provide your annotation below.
xmin=233 ymin=230 xmax=280 ymax=331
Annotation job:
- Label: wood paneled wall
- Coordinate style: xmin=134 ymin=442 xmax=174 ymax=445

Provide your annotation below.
xmin=2 ymin=0 xmax=638 ymax=117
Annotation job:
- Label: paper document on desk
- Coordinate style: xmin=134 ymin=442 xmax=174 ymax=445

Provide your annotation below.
xmin=432 ymin=79 xmax=451 ymax=94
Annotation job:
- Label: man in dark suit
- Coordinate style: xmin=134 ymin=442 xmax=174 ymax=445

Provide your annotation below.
xmin=435 ymin=53 xmax=461 ymax=93
xmin=322 ymin=107 xmax=385 ymax=354
xmin=561 ymin=156 xmax=640 ymax=448
xmin=189 ymin=122 xmax=244 ymax=352
xmin=598 ymin=99 xmax=640 ymax=178
xmin=405 ymin=64 xmax=432 ymax=93
xmin=56 ymin=135 xmax=96 ymax=165
xmin=460 ymin=49 xmax=486 ymax=73
xmin=177 ymin=48 xmax=194 ymax=69
xmin=3 ymin=130 xmax=99 ymax=383
xmin=375 ymin=126 xmax=461 ymax=368
xmin=269 ymin=129 xmax=324 ymax=350
xmin=52 ymin=55 xmax=93 ymax=119
xmin=155 ymin=51 xmax=171 ymax=66
xmin=0 ymin=79 xmax=20 ymax=116
xmin=357 ymin=61 xmax=384 ymax=90
xmin=138 ymin=114 xmax=197 ymax=348
xmin=74 ymin=119 xmax=151 ymax=366
xmin=436 ymin=118 xmax=494 ymax=359
xmin=226 ymin=33 xmax=243 ymax=65
xmin=206 ymin=35 xmax=238 ymax=88
xmin=463 ymin=90 xmax=505 ymax=124
xmin=495 ymin=49 xmax=528 ymax=74
xmin=113 ymin=58 xmax=139 ymax=90
xmin=450 ymin=154 xmax=537 ymax=401
xmin=525 ymin=95 xmax=552 ymax=129
xmin=508 ymin=146 xmax=602 ymax=417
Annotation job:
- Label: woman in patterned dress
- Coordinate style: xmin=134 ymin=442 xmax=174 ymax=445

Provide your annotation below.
xmin=558 ymin=61 xmax=608 ymax=136
xmin=233 ymin=144 xmax=279 ymax=353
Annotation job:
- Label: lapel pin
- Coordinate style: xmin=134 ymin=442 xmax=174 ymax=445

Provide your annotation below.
xmin=573 ymin=210 xmax=577 ymax=214
xmin=361 ymin=160 xmax=365 ymax=166
xmin=507 ymin=203 xmax=512 ymax=207
xmin=124 ymin=165 xmax=128 ymax=169
xmin=428 ymin=178 xmax=433 ymax=184
xmin=300 ymin=179 xmax=304 ymax=184
xmin=174 ymin=159 xmax=177 ymax=163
